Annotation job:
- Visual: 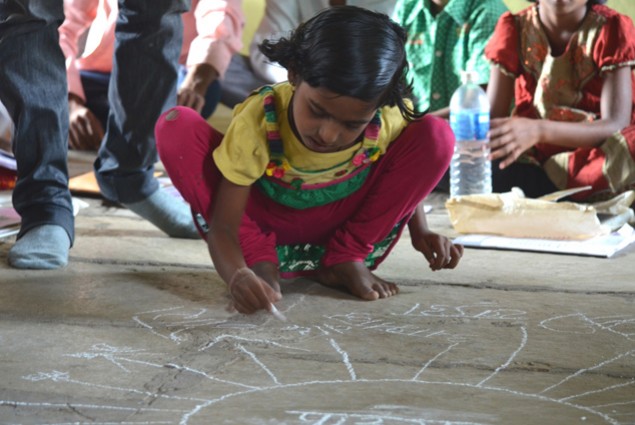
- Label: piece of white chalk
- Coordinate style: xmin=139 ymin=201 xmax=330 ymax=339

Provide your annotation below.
xmin=270 ymin=304 xmax=287 ymax=322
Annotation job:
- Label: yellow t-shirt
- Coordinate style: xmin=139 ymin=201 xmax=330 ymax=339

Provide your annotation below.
xmin=213 ymin=82 xmax=409 ymax=186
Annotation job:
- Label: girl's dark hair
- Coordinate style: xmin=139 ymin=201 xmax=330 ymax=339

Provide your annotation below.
xmin=527 ymin=0 xmax=607 ymax=4
xmin=258 ymin=5 xmax=421 ymax=121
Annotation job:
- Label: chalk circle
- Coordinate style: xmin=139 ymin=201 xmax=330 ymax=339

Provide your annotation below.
xmin=190 ymin=380 xmax=608 ymax=424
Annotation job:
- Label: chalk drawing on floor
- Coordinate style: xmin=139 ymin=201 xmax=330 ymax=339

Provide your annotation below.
xmin=2 ymin=300 xmax=634 ymax=424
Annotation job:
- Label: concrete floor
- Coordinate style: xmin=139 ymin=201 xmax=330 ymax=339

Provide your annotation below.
xmin=1 ymin=153 xmax=634 ymax=424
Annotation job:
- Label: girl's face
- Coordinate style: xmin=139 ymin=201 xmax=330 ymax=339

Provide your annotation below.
xmin=290 ymin=81 xmax=378 ymax=153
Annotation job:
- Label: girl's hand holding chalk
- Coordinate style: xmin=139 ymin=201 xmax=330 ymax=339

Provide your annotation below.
xmin=229 ymin=267 xmax=283 ymax=315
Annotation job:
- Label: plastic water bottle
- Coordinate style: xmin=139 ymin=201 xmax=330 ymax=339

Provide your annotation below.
xmin=449 ymin=71 xmax=492 ymax=197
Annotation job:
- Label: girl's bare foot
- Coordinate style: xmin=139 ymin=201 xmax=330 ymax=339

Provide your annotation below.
xmin=314 ymin=261 xmax=399 ymax=300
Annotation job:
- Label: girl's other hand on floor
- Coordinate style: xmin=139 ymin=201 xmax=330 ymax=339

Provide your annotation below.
xmin=412 ymin=231 xmax=463 ymax=271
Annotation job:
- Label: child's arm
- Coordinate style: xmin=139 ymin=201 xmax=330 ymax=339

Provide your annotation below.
xmin=207 ymin=177 xmax=281 ymax=314
xmin=487 ymin=66 xmax=515 ymax=120
xmin=408 ymin=203 xmax=463 ymax=271
xmin=487 ymin=66 xmax=633 ymax=169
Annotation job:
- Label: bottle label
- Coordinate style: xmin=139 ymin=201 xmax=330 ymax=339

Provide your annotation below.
xmin=450 ymin=111 xmax=489 ymax=141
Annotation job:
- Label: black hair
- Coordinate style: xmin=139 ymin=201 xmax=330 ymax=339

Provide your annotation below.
xmin=527 ymin=0 xmax=607 ymax=4
xmin=258 ymin=5 xmax=421 ymax=121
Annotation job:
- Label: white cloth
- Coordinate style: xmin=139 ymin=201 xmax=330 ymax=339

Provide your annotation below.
xmin=249 ymin=0 xmax=397 ymax=83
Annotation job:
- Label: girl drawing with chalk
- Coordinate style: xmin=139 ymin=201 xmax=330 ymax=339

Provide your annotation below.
xmin=155 ymin=6 xmax=463 ymax=315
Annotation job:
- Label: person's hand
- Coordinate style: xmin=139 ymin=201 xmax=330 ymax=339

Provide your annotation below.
xmin=228 ymin=267 xmax=282 ymax=315
xmin=411 ymin=231 xmax=463 ymax=271
xmin=177 ymin=63 xmax=218 ymax=115
xmin=177 ymin=87 xmax=205 ymax=115
xmin=68 ymin=95 xmax=104 ymax=150
xmin=488 ymin=117 xmax=542 ymax=169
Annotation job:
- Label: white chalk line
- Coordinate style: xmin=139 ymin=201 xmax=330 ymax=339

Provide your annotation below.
xmin=476 ymin=326 xmax=528 ymax=387
xmin=591 ymin=399 xmax=635 ymax=408
xmin=0 ymin=400 xmax=186 ymax=413
xmin=540 ymin=313 xmax=635 ymax=340
xmin=329 ymin=338 xmax=356 ymax=381
xmin=41 ymin=422 xmax=172 ymax=425
xmin=10 ymin=304 xmax=631 ymax=424
xmin=163 ymin=363 xmax=259 ymax=390
xmin=396 ymin=303 xmax=527 ymax=321
xmin=401 ymin=303 xmax=421 ymax=316
xmin=21 ymin=370 xmax=209 ymax=403
xmin=132 ymin=316 xmax=171 ymax=342
xmin=559 ymin=380 xmax=635 ymax=402
xmin=412 ymin=342 xmax=460 ymax=381
xmin=199 ymin=334 xmax=310 ymax=352
xmin=176 ymin=378 xmax=620 ymax=425
xmin=42 ymin=422 xmax=172 ymax=425
xmin=70 ymin=353 xmax=259 ymax=391
xmin=540 ymin=350 xmax=635 ymax=394
xmin=286 ymin=409 xmax=483 ymax=425
xmin=237 ymin=344 xmax=282 ymax=386
xmin=64 ymin=344 xmax=160 ymax=373
xmin=314 ymin=325 xmax=331 ymax=336
xmin=64 ymin=345 xmax=262 ymax=391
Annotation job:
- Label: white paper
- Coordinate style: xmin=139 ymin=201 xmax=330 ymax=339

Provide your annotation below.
xmin=0 ymin=204 xmax=20 ymax=239
xmin=0 ymin=197 xmax=89 ymax=240
xmin=0 ymin=151 xmax=16 ymax=171
xmin=454 ymin=224 xmax=635 ymax=258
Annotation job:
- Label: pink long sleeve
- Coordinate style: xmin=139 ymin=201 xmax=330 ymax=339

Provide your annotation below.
xmin=183 ymin=0 xmax=244 ymax=78
xmin=58 ymin=0 xmax=99 ymax=101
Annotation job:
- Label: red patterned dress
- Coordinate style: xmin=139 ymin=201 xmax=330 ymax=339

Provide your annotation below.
xmin=485 ymin=4 xmax=635 ymax=200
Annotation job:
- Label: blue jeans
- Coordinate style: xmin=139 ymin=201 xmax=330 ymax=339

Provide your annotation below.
xmin=94 ymin=0 xmax=190 ymax=204
xmin=0 ymin=1 xmax=74 ymax=241
xmin=79 ymin=70 xmax=111 ymax=130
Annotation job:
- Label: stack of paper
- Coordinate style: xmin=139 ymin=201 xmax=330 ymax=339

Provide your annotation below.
xmin=454 ymin=224 xmax=635 ymax=258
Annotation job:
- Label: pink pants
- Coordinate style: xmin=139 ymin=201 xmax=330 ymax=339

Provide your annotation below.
xmin=155 ymin=106 xmax=453 ymax=275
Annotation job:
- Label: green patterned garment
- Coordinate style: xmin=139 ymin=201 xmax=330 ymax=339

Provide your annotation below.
xmin=256 ymin=167 xmax=371 ymax=209
xmin=276 ymin=221 xmax=403 ymax=274
xmin=394 ymin=0 xmax=507 ymax=113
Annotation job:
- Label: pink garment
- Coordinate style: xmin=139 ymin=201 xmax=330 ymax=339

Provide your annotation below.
xmin=59 ymin=0 xmax=244 ymax=101
xmin=155 ymin=106 xmax=453 ymax=276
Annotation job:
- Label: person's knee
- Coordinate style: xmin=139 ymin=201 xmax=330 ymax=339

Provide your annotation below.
xmin=155 ymin=106 xmax=203 ymax=156
xmin=401 ymin=115 xmax=454 ymax=168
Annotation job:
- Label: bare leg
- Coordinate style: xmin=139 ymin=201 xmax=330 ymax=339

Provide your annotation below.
xmin=314 ymin=261 xmax=399 ymax=300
